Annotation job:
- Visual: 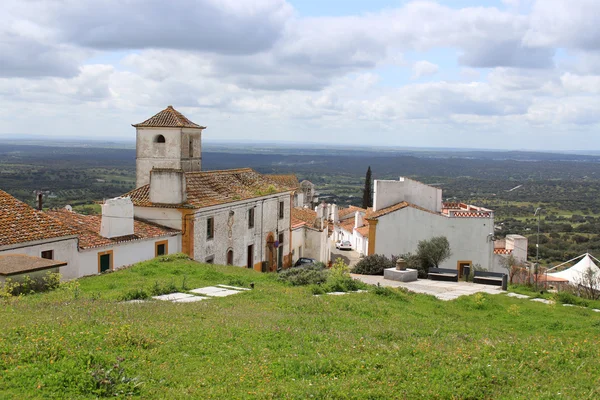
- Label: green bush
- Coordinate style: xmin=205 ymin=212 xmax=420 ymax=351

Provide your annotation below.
xmin=351 ymin=254 xmax=394 ymax=275
xmin=278 ymin=265 xmax=328 ymax=286
xmin=322 ymin=259 xmax=367 ymax=292
xmin=1 ymin=272 xmax=62 ymax=297
xmin=553 ymin=291 xmax=589 ymax=307
xmin=121 ymin=288 xmax=150 ymax=301
xmin=150 ymin=280 xmax=178 ymax=296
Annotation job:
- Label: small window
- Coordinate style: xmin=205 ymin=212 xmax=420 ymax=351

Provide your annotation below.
xmin=155 ymin=240 xmax=168 ymax=257
xmin=207 ymin=217 xmax=214 ymax=240
xmin=278 ymin=232 xmax=284 ymax=247
xmin=279 ymin=201 xmax=284 ymax=219
xmin=41 ymin=250 xmax=54 ymax=260
xmin=98 ymin=250 xmax=113 ymax=273
xmin=155 ymin=135 xmax=166 ymax=143
xmin=189 ymin=137 xmax=194 ymax=157
xmin=248 ymin=208 xmax=255 ymax=229
xmin=205 ymin=256 xmax=214 ymax=264
xmin=227 ymin=249 xmax=234 ymax=265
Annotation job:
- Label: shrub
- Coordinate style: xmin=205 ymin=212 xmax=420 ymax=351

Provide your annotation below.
xmin=278 ymin=265 xmax=328 ymax=286
xmin=351 ymin=254 xmax=394 ymax=275
xmin=1 ymin=272 xmax=63 ymax=297
xmin=322 ymin=259 xmax=367 ymax=292
xmin=150 ymin=280 xmax=178 ymax=296
xmin=553 ymin=291 xmax=589 ymax=307
xmin=121 ymin=288 xmax=150 ymax=301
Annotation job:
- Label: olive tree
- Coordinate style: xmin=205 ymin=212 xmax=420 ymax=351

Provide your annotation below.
xmin=416 ymin=236 xmax=452 ymax=276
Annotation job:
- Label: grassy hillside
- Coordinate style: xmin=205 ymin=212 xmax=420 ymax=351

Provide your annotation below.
xmin=2 ymin=256 xmax=599 ymax=399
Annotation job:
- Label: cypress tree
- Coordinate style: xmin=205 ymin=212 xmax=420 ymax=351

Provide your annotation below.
xmin=362 ymin=166 xmax=373 ymax=208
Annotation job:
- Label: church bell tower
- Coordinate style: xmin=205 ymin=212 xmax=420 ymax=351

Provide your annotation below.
xmin=133 ymin=105 xmax=206 ymax=188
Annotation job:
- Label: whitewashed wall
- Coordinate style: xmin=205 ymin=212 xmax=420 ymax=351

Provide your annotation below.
xmin=373 ymin=178 xmax=442 ymax=212
xmin=374 ymin=207 xmax=496 ymax=271
xmin=77 ymin=235 xmax=181 ymax=277
xmin=0 ymin=237 xmax=79 ymax=280
xmin=134 ymin=207 xmax=183 ymax=230
xmin=192 ymin=193 xmax=292 ymax=267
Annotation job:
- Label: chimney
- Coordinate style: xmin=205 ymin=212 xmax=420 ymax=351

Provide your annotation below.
xmin=100 ymin=197 xmax=134 ymax=238
xmin=331 ymin=204 xmax=339 ymax=224
xmin=354 ymin=211 xmax=363 ymax=229
xmin=149 ymin=168 xmax=187 ymax=204
xmin=37 ymin=193 xmax=43 ymax=210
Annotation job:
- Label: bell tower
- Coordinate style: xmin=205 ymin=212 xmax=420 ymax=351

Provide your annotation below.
xmin=133 ymin=105 xmax=206 ymax=188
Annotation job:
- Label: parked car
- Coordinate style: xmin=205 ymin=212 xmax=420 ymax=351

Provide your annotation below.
xmin=335 ymin=240 xmax=352 ymax=250
xmin=293 ymin=257 xmax=317 ymax=268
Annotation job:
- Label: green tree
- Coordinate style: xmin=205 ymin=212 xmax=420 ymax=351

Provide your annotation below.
xmin=362 ymin=166 xmax=373 ymax=209
xmin=416 ymin=236 xmax=452 ymax=274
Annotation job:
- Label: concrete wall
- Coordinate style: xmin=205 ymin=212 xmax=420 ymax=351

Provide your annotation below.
xmin=0 ymin=237 xmax=80 ymax=280
xmin=505 ymin=234 xmax=528 ymax=263
xmin=374 ymin=207 xmax=496 ymax=271
xmin=133 ymin=207 xmax=182 ymax=230
xmin=77 ymin=235 xmax=181 ymax=277
xmin=149 ymin=169 xmax=186 ymax=204
xmin=100 ymin=197 xmax=134 ymax=238
xmin=192 ymin=193 xmax=292 ymax=268
xmin=373 ymin=177 xmax=442 ymax=212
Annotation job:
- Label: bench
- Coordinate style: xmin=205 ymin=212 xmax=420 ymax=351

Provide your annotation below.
xmin=473 ymin=271 xmax=507 ymax=290
xmin=428 ymin=268 xmax=459 ymax=282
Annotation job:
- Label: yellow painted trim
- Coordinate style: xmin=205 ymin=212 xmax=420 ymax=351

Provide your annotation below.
xmin=97 ymin=250 xmax=114 ymax=273
xmin=155 ymin=240 xmax=169 ymax=257
xmin=367 ymin=219 xmax=378 ymax=255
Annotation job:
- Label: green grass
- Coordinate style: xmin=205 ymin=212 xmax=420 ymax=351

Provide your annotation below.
xmin=2 ymin=256 xmax=600 ymax=399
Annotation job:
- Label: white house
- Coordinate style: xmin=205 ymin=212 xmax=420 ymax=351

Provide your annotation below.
xmin=291 ymin=206 xmax=330 ymax=265
xmin=0 ymin=189 xmax=79 ymax=280
xmin=124 ymin=106 xmax=296 ymax=272
xmin=47 ymin=197 xmax=181 ymax=276
xmin=356 ymin=177 xmax=524 ymax=275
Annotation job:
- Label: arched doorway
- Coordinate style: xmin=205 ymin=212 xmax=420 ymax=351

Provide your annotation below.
xmin=227 ymin=249 xmax=234 ymax=265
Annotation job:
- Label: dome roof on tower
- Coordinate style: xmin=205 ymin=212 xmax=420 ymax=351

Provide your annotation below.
xmin=133 ymin=105 xmax=206 ymax=129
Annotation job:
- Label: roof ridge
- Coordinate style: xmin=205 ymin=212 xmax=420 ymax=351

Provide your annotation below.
xmin=186 ymin=167 xmax=254 ymax=175
xmin=133 ymin=105 xmax=206 ymax=129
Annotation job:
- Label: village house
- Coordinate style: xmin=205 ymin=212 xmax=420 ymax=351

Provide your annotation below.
xmin=291 ymin=205 xmax=330 ymax=265
xmin=47 ymin=197 xmax=181 ymax=276
xmin=331 ymin=177 xmax=527 ymax=274
xmin=124 ymin=106 xmax=296 ymax=271
xmin=0 ymin=189 xmax=78 ymax=280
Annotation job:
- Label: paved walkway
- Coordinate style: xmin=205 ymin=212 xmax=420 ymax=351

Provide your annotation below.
xmin=351 ymin=274 xmax=504 ymax=301
xmin=331 ymin=245 xmax=362 ymax=267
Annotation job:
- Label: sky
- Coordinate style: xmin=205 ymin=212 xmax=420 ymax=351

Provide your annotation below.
xmin=1 ymin=0 xmax=600 ymax=150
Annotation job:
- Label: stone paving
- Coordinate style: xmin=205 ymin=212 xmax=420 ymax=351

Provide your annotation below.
xmin=149 ymin=285 xmax=248 ymax=303
xmin=351 ymin=274 xmax=504 ymax=301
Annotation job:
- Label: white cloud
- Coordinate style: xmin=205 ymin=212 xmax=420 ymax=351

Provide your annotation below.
xmin=412 ymin=61 xmax=439 ymax=79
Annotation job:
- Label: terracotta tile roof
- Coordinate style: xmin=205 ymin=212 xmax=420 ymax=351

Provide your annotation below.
xmin=0 ymin=189 xmax=77 ymax=247
xmin=0 ymin=254 xmax=67 ymax=276
xmin=356 ymin=223 xmax=370 ymax=238
xmin=124 ymin=168 xmax=295 ymax=209
xmin=366 ymin=201 xmax=440 ymax=220
xmin=338 ymin=219 xmax=355 ymax=233
xmin=292 ymin=207 xmax=317 ymax=225
xmin=268 ymin=174 xmax=300 ymax=189
xmin=133 ymin=105 xmax=205 ymax=129
xmin=338 ymin=205 xmax=366 ymax=219
xmin=47 ymin=209 xmax=179 ymax=250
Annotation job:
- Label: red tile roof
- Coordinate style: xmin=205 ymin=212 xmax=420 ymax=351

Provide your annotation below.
xmin=133 ymin=105 xmax=205 ymax=129
xmin=268 ymin=174 xmax=300 ymax=189
xmin=338 ymin=205 xmax=366 ymax=219
xmin=0 ymin=189 xmax=77 ymax=247
xmin=355 ymin=224 xmax=370 ymax=238
xmin=47 ymin=209 xmax=179 ymax=250
xmin=338 ymin=219 xmax=355 ymax=233
xmin=124 ymin=168 xmax=295 ymax=209
xmin=366 ymin=201 xmax=440 ymax=220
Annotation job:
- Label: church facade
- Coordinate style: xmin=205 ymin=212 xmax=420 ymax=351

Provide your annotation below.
xmin=125 ymin=106 xmax=295 ymax=271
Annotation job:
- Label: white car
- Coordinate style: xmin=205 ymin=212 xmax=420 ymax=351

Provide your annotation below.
xmin=336 ymin=240 xmax=352 ymax=250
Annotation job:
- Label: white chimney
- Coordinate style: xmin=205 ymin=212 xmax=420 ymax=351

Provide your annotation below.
xmin=332 ymin=204 xmax=339 ymax=224
xmin=354 ymin=211 xmax=363 ymax=229
xmin=316 ymin=203 xmax=324 ymax=219
xmin=100 ymin=197 xmax=134 ymax=238
xmin=149 ymin=168 xmax=187 ymax=204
